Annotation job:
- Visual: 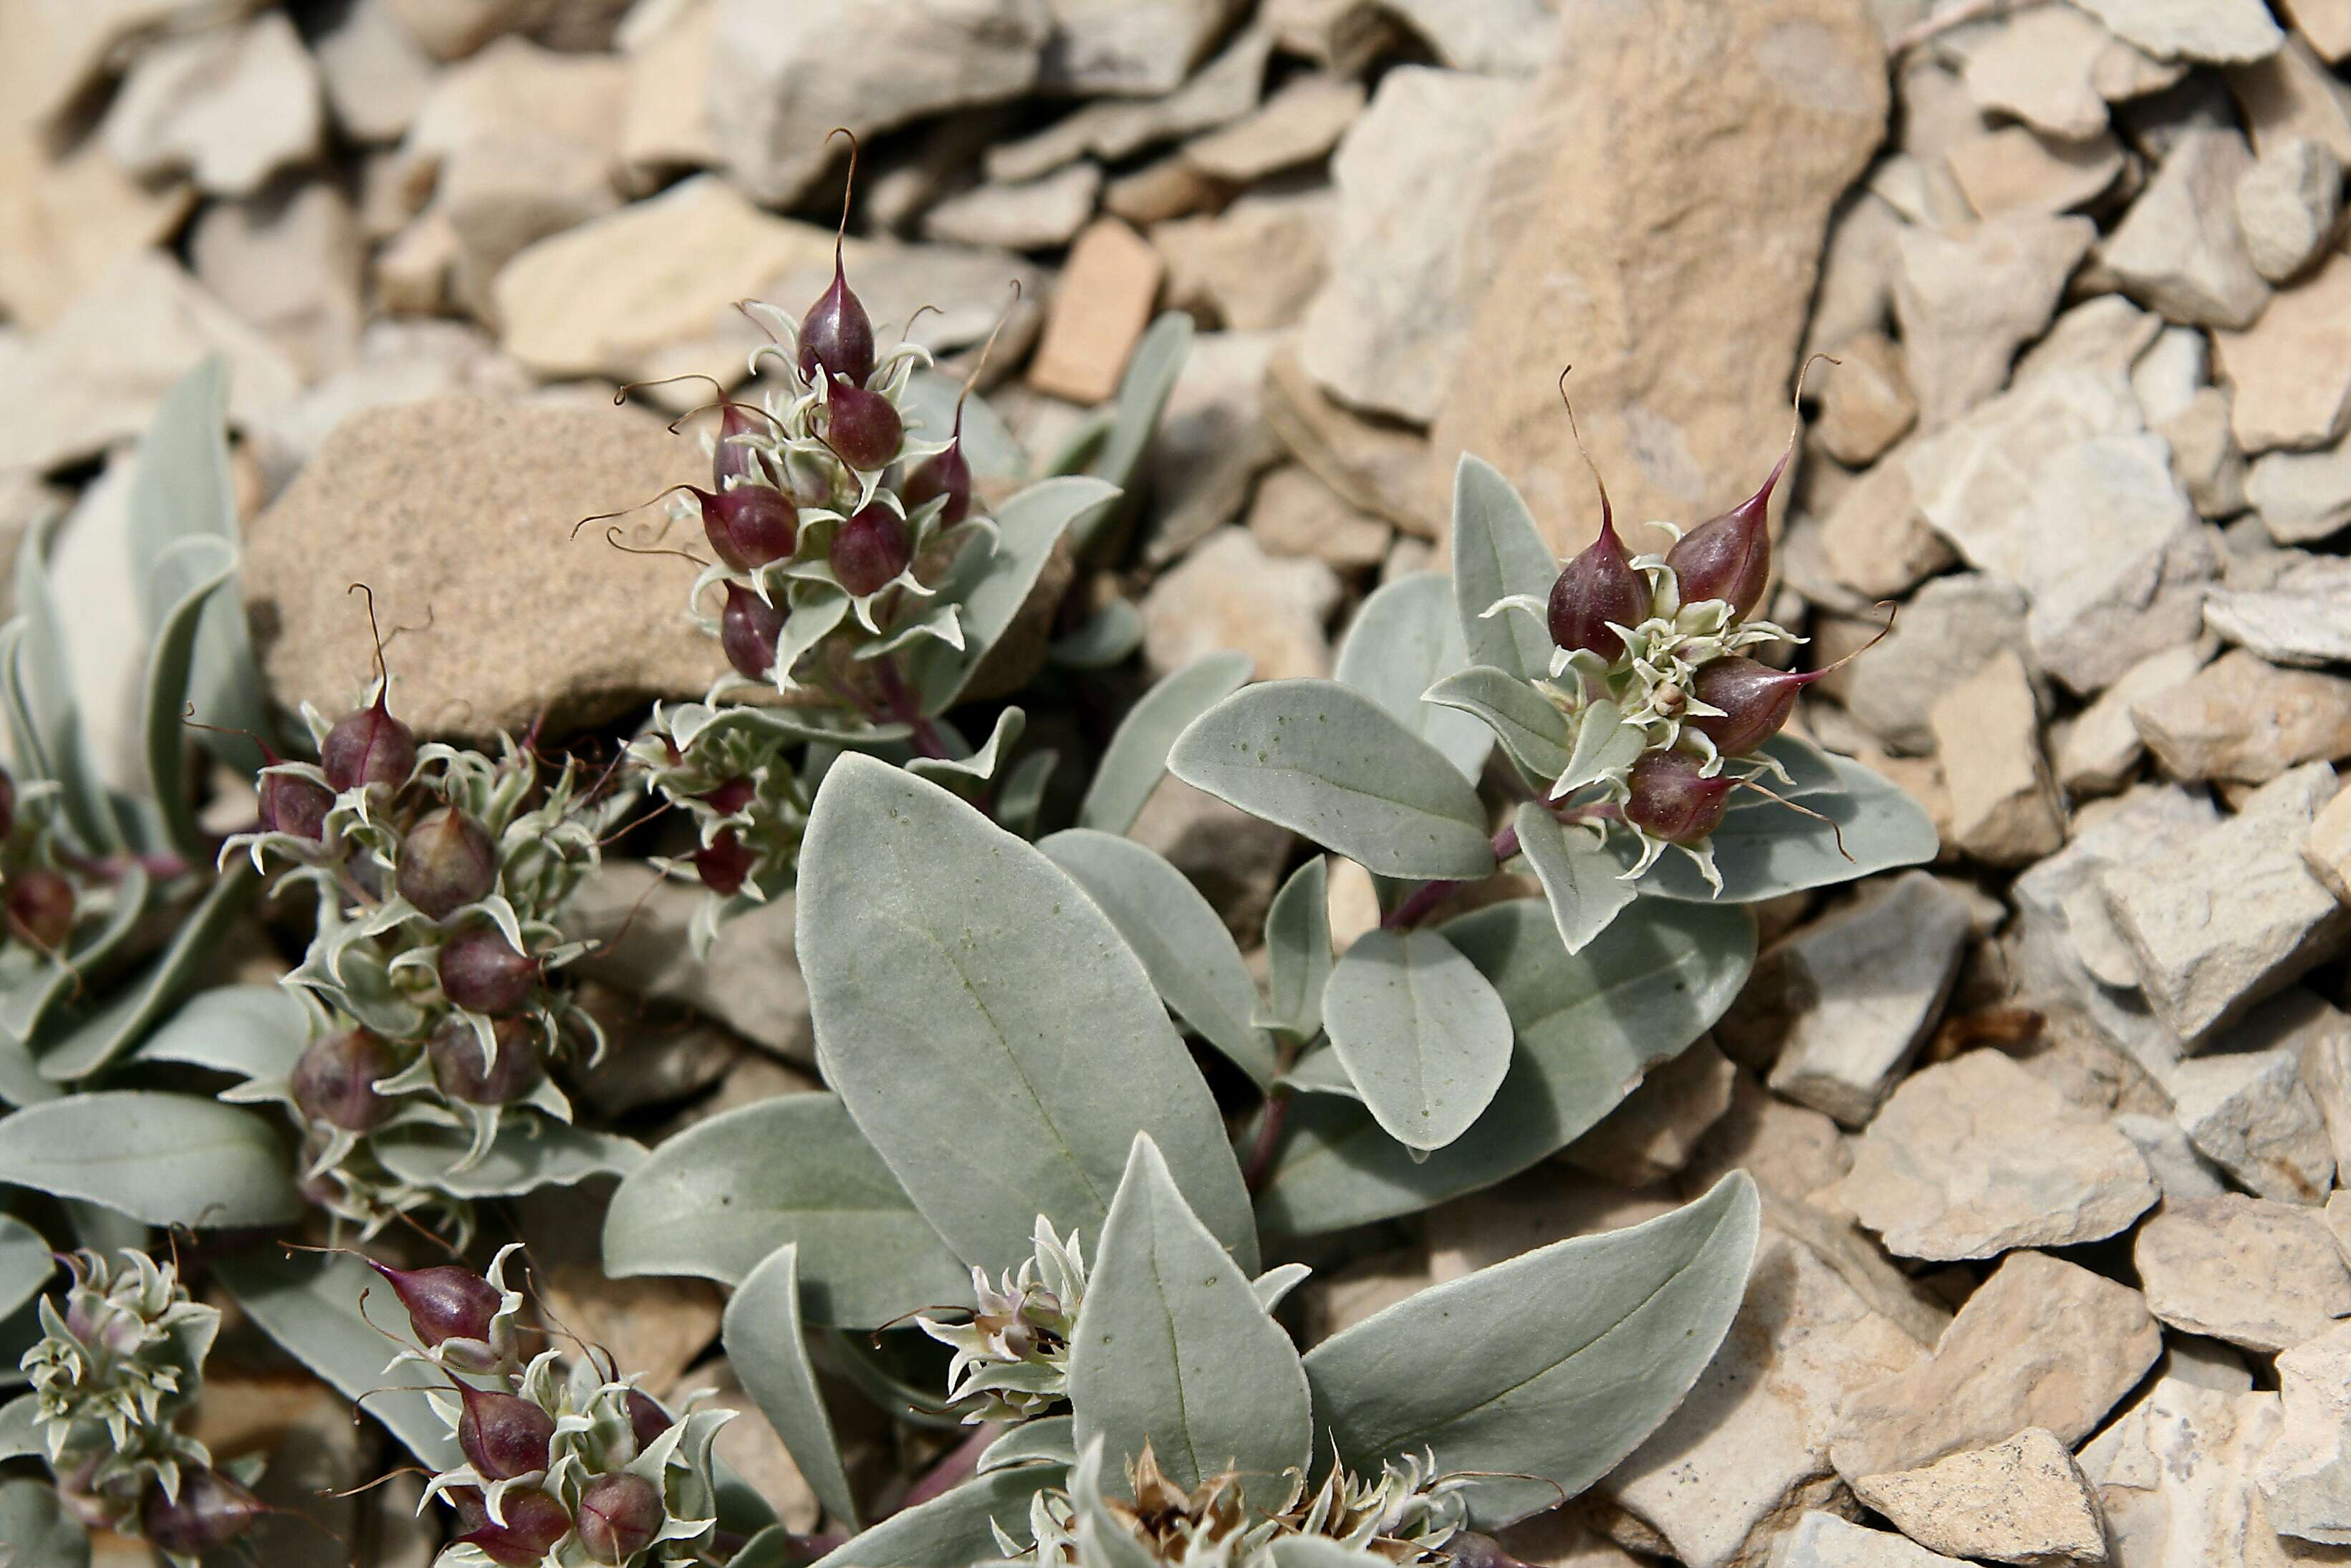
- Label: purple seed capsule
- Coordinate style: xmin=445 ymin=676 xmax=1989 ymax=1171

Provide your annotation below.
xmin=398 ymin=808 xmax=496 ymax=920
xmin=437 ymin=928 xmax=540 ymax=1016
xmin=903 ymin=441 xmax=972 ymax=528
xmin=456 ymin=1487 xmax=574 ymax=1566
xmin=7 ymin=869 xmax=74 ymax=951
xmin=291 ymin=1027 xmax=400 ymax=1132
xmin=427 ymin=1015 xmax=544 ymax=1105
xmin=367 ymin=1257 xmax=511 ymax=1368
xmin=322 ymin=691 xmax=417 ymax=795
xmin=1547 ymin=491 xmax=1649 ymax=662
xmin=625 ymin=1390 xmax=672 ymax=1449
xmin=142 ymin=1467 xmax=266 ymax=1556
xmin=259 ymin=763 xmax=334 ymax=841
xmin=457 ymin=1382 xmax=556 ymax=1480
xmin=823 ymin=382 xmax=903 ymax=472
xmin=696 ymin=484 xmax=798 ymax=571
xmin=799 ymin=251 xmax=877 ymax=389
xmin=720 ymin=582 xmax=786 ymax=683
xmin=1623 ymin=751 xmax=1736 ymax=845
xmin=830 ymin=505 xmax=913 ymax=598
xmin=1663 ymin=443 xmax=1790 ymax=621
xmin=577 ymin=1472 xmax=664 ymax=1564
xmin=713 ymin=400 xmax=781 ymax=491
xmin=694 ymin=829 xmax=754 ymax=896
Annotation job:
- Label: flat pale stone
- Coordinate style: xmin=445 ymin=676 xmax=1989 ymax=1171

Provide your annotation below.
xmin=2135 ymin=1193 xmax=2351 ymax=1351
xmin=1774 ymin=1514 xmax=1967 ymax=1568
xmin=2078 ymin=1378 xmax=2288 ymax=1568
xmin=2206 ymin=552 xmax=2351 ymax=665
xmin=1829 ymin=1251 xmax=2163 ymax=1479
xmin=1264 ymin=345 xmax=1437 ymax=535
xmin=190 ymin=180 xmax=365 ymax=383
xmin=1140 ymin=526 xmax=1338 ymax=682
xmin=1037 ymin=0 xmax=1238 ymax=95
xmin=920 ymin=161 xmax=1102 ymax=251
xmin=2071 ymin=0 xmax=2284 ymax=62
xmin=2249 ymin=428 xmax=2351 ymax=543
xmin=1835 ymin=573 xmax=2028 ymax=754
xmin=1182 ymin=72 xmax=1365 ymax=184
xmin=100 ymin=11 xmax=324 ymax=197
xmin=986 ymin=24 xmax=1273 ymax=182
xmin=1958 ymin=3 xmax=2112 ymax=137
xmin=2281 ymin=0 xmax=2351 ymax=60
xmin=1154 ymin=186 xmax=1333 ymax=332
xmin=1815 ymin=330 xmax=1917 ymax=466
xmin=314 ymin=0 xmax=439 ymax=144
xmin=1244 ymin=464 xmax=1391 ymax=572
xmin=2236 ymin=137 xmax=2343 ymax=284
xmin=1815 ymin=448 xmax=1954 ymax=601
xmin=1028 ymin=218 xmax=1163 ymax=405
xmin=2261 ymin=1319 xmax=2351 ymax=1542
xmin=1763 ymin=872 xmax=1971 ymax=1126
xmin=2231 ymin=32 xmax=2351 ymax=165
xmin=1566 ymin=1036 xmax=1738 ymax=1187
xmin=2297 ymin=995 xmax=2351 ymax=1214
xmin=2055 ymin=640 xmax=2209 ymax=795
xmin=1895 ymin=215 xmax=2095 ymax=431
xmin=1946 ymin=127 xmax=2125 ymax=219
xmin=2304 ymin=779 xmax=2351 ymax=902
xmin=0 ymin=126 xmax=195 ymax=332
xmin=1852 ymin=1429 xmax=2106 ymax=1568
xmin=1678 ymin=1068 xmax=1855 ymax=1208
xmin=2168 ymin=991 xmax=2336 ymax=1200
xmin=619 ymin=0 xmax=721 ymax=175
xmin=1143 ymin=330 xmax=1283 ymax=564
xmin=2214 ymin=248 xmax=2351 ymax=453
xmin=568 ymin=862 xmax=812 ymax=1063
xmin=1931 ymin=650 xmax=2066 ymax=865
xmin=1825 ymin=1050 xmax=2157 ymax=1263
xmin=2100 ymin=761 xmax=2351 ymax=1044
xmin=2160 ymin=385 xmax=2251 ymax=517
xmin=2098 ymin=126 xmax=2272 ymax=329
xmin=2130 ymin=649 xmax=2351 ymax=784
xmin=2115 ymin=1111 xmax=2231 ymax=1201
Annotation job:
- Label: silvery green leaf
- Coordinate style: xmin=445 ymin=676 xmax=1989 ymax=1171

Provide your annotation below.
xmin=0 ymin=1214 xmax=53 ymax=1322
xmin=1306 ymin=1172 xmax=1759 ymax=1528
xmin=1167 ymin=680 xmax=1496 ymax=880
xmin=213 ymin=1251 xmax=458 ymax=1470
xmin=799 ymin=757 xmax=1258 ymax=1274
xmin=909 ymin=476 xmax=1118 ymax=713
xmin=997 ymin=748 xmax=1058 ymax=838
xmin=1251 ymin=1262 xmax=1312 ymax=1312
xmin=1071 ymin=1438 xmax=1158 ymax=1568
xmin=1041 ymin=829 xmax=1276 ymax=1087
xmin=1625 ymin=754 xmax=1938 ymax=902
xmin=0 ymin=1034 xmax=57 ymax=1110
xmin=1553 ymin=698 xmax=1645 ymax=799
xmin=9 ymin=516 xmax=118 ymax=855
xmin=666 ymin=701 xmax=908 ymax=751
xmin=724 ymin=1244 xmax=860 ymax=1529
xmin=1047 ymin=597 xmax=1144 ymax=670
xmin=1255 ymin=899 xmax=1753 ymax=1236
xmin=0 ymin=1091 xmax=299 ymax=1227
xmin=1044 ymin=409 xmax=1115 ymax=479
xmin=1451 ymin=456 xmax=1558 ymax=686
xmin=127 ymin=357 xmax=269 ymax=778
xmin=1261 ymin=857 xmax=1332 ymax=1040
xmin=139 ymin=537 xmax=238 ymax=860
xmin=1334 ymin=575 xmax=1494 ymax=781
xmin=373 ymin=1123 xmax=644 ymax=1197
xmin=0 ymin=863 xmax=150 ymax=1052
xmin=979 ymin=1414 xmax=1077 ymax=1474
xmin=64 ymin=1200 xmax=144 ymax=1256
xmin=0 ymin=1398 xmax=44 ymax=1461
xmin=1069 ymin=1136 xmax=1310 ymax=1506
xmin=1268 ymin=1540 xmax=1388 ymax=1567
xmin=0 ymin=1476 xmax=87 ymax=1568
xmin=1754 ymin=731 xmax=1840 ymax=797
xmin=907 ymin=705 xmax=1024 ymax=787
xmin=808 ymin=1467 xmax=1061 ymax=1568
xmin=1087 ymin=314 xmax=1193 ymax=501
xmin=604 ymin=1093 xmax=969 ymax=1328
xmin=1321 ymin=928 xmax=1512 ymax=1153
xmin=1078 ymin=650 xmax=1252 ymax=837
xmin=1423 ymin=667 xmax=1573 ymax=787
xmin=903 ymin=370 xmax=1029 ymax=481
xmin=1279 ymin=1045 xmax=1360 ymax=1101
xmin=133 ymin=983 xmax=314 ymax=1079
xmin=37 ymin=862 xmax=258 ymax=1082
xmin=1511 ymin=804 xmax=1635 ymax=956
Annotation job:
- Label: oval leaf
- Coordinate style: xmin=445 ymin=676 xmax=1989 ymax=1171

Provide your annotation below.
xmin=133 ymin=983 xmax=314 ymax=1079
xmin=372 ymin=1124 xmax=644 ymax=1198
xmin=0 ymin=1476 xmax=88 ymax=1568
xmin=1078 ymin=650 xmax=1252 ymax=836
xmin=980 ymin=1413 xmax=1077 ymax=1474
xmin=1302 ymin=1172 xmax=1760 ymax=1528
xmin=809 ymin=1467 xmax=1059 ymax=1568
xmin=1069 ymin=1137 xmax=1311 ymax=1507
xmin=1450 ymin=456 xmax=1558 ymax=686
xmin=723 ymin=1244 xmax=860 ymax=1529
xmin=1256 ymin=899 xmax=1754 ymax=1236
xmin=0 ymin=1091 xmax=298 ymax=1228
xmin=1167 ymin=681 xmax=1495 ymax=880
xmin=1262 ymin=857 xmax=1332 ymax=1041
xmin=38 ymin=862 xmax=258 ymax=1082
xmin=1321 ymin=928 xmax=1512 ymax=1153
xmin=1422 ymin=666 xmax=1573 ymax=787
xmin=1041 ymin=829 xmax=1275 ymax=1087
xmin=1334 ymin=576 xmax=1493 ymax=781
xmin=1626 ymin=754 xmax=1938 ymax=902
xmin=1511 ymin=804 xmax=1635 ymax=956
xmin=140 ymin=539 xmax=238 ymax=860
xmin=798 ymin=756 xmax=1257 ymax=1275
xmin=0 ymin=1213 xmax=54 ymax=1322
xmin=908 ymin=476 xmax=1118 ymax=713
xmin=602 ymin=1092 xmax=969 ymax=1329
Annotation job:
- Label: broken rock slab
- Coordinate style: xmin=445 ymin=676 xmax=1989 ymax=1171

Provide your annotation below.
xmin=1814 ymin=331 xmax=1918 ymax=467
xmin=1773 ymin=1514 xmax=1966 ymax=1568
xmin=2097 ymin=125 xmax=2272 ymax=330
xmin=1850 ymin=1428 xmax=2106 ymax=1568
xmin=1956 ymin=1 xmax=2113 ymax=138
xmin=1140 ymin=526 xmax=1339 ymax=683
xmin=2072 ymin=0 xmax=2283 ymax=66
xmin=2236 ymin=136 xmax=2344 ymax=284
xmin=1893 ymin=214 xmax=2095 ymax=431
xmin=2259 ymin=1319 xmax=2351 ymax=1544
xmin=2115 ymin=1110 xmax=2231 ymax=1201
xmin=1835 ymin=573 xmax=2029 ymax=755
xmin=1564 ymin=1036 xmax=1737 ymax=1187
xmin=2248 ymin=428 xmax=2351 ymax=544
xmin=101 ymin=12 xmax=325 ymax=198
xmin=2054 ymin=638 xmax=2209 ymax=795
xmin=2168 ymin=991 xmax=2337 ymax=1201
xmin=1828 ymin=1250 xmax=2163 ymax=1480
xmin=2206 ymin=552 xmax=2351 ymax=666
xmin=1824 ymin=1049 xmax=2157 ymax=1263
xmin=2130 ymin=648 xmax=2351 ymax=784
xmin=2078 ymin=1378 xmax=2286 ymax=1568
xmin=2134 ymin=1193 xmax=2351 ymax=1351
xmin=1929 ymin=649 xmax=2067 ymax=866
xmin=2212 ymin=246 xmax=2351 ymax=453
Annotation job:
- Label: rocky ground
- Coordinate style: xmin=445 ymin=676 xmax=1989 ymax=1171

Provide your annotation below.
xmin=9 ymin=0 xmax=2351 ymax=1564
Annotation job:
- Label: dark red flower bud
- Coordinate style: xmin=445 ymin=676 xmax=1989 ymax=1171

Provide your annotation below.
xmin=437 ymin=928 xmax=540 ymax=1016
xmin=625 ymin=1391 xmax=672 ymax=1450
xmin=457 ymin=1382 xmax=556 ymax=1480
xmin=1689 ymin=655 xmax=1822 ymax=757
xmin=701 ymin=776 xmax=754 ymax=815
xmin=577 ymin=1472 xmax=664 ymax=1564
xmin=799 ymin=251 xmax=877 ymax=390
xmin=1664 ymin=443 xmax=1789 ymax=620
xmin=428 ymin=1015 xmax=544 ymax=1105
xmin=142 ymin=1467 xmax=266 ymax=1556
xmin=1624 ymin=750 xmax=1736 ymax=845
xmin=7 ymin=868 xmax=74 ymax=951
xmin=830 ymin=505 xmax=912 ymax=598
xmin=368 ymin=1257 xmax=506 ymax=1360
xmin=720 ymin=582 xmax=785 ymax=683
xmin=322 ymin=690 xmax=417 ymax=794
xmin=456 ymin=1487 xmax=574 ymax=1566
xmin=260 ymin=765 xmax=334 ymax=841
xmin=823 ymin=383 xmax=903 ymax=472
xmin=696 ymin=484 xmax=797 ymax=572
xmin=903 ymin=441 xmax=972 ymax=528
xmin=292 ymin=1027 xmax=399 ymax=1132
xmin=399 ymin=808 xmax=496 ymax=920
xmin=694 ymin=829 xmax=754 ymax=896
xmin=1547 ymin=492 xmax=1648 ymax=660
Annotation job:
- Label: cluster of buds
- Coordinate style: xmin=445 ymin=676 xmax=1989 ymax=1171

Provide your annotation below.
xmin=918 ymin=1216 xmax=1087 ymax=1423
xmin=1002 ymin=1442 xmax=1473 ymax=1568
xmin=0 ymin=764 xmax=85 ymax=962
xmin=21 ymin=1250 xmax=268 ymax=1563
xmin=621 ymin=703 xmax=814 ymax=953
xmin=1499 ymin=384 xmax=1853 ymax=890
xmin=223 ymin=660 xmax=618 ymax=1235
xmin=367 ymin=1246 xmax=732 ymax=1567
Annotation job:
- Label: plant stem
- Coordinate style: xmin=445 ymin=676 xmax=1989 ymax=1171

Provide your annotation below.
xmin=1242 ymin=1036 xmax=1304 ymax=1193
xmin=1381 ymin=824 xmax=1521 ymax=932
xmin=895 ymin=1423 xmax=999 ymax=1514
xmin=872 ymin=658 xmax=953 ymax=761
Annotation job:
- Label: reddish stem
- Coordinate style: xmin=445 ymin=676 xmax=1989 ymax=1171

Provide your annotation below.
xmin=1243 ymin=1091 xmax=1294 ymax=1193
xmin=872 ymin=659 xmax=951 ymax=761
xmin=1381 ymin=824 xmax=1522 ymax=932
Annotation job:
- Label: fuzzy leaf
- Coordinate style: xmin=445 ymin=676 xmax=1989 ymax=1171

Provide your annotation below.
xmin=907 ymin=705 xmax=1025 ymax=787
xmin=1048 ymin=597 xmax=1144 ymax=670
xmin=372 ymin=1124 xmax=644 ymax=1197
xmin=603 ymin=1092 xmax=969 ymax=1329
xmin=1087 ymin=314 xmax=1193 ymax=501
xmin=0 ymin=863 xmax=150 ymax=1054
xmin=213 ymin=1251 xmax=458 ymax=1470
xmin=1078 ymin=650 xmax=1253 ymax=837
xmin=908 ymin=476 xmax=1117 ymax=713
xmin=998 ymin=749 xmax=1058 ymax=838
xmin=1334 ymin=575 xmax=1493 ymax=781
xmin=7 ymin=517 xmax=118 ymax=856
xmin=1262 ymin=857 xmax=1332 ymax=1041
xmin=1321 ymin=928 xmax=1512 ymax=1152
xmin=1252 ymin=1262 xmax=1312 ymax=1313
xmin=1304 ymin=1172 xmax=1759 ymax=1528
xmin=724 ymin=1244 xmax=860 ymax=1529
xmin=1069 ymin=1137 xmax=1311 ymax=1506
xmin=0 ymin=1091 xmax=299 ymax=1228
xmin=0 ymin=1397 xmax=42 ymax=1462
xmin=798 ymin=756 xmax=1257 ymax=1274
xmin=1167 ymin=681 xmax=1495 ymax=880
xmin=0 ymin=1477 xmax=87 ymax=1568
xmin=1041 ymin=829 xmax=1276 ymax=1087
xmin=1450 ymin=457 xmax=1558 ymax=686
xmin=1423 ymin=667 xmax=1573 ymax=787
xmin=979 ymin=1414 xmax=1077 ymax=1474
xmin=37 ymin=863 xmax=258 ymax=1082
xmin=140 ymin=538 xmax=237 ymax=860
xmin=1269 ymin=1541 xmax=1389 ymax=1567
xmin=902 ymin=371 xmax=1029 ymax=481
xmin=1626 ymin=754 xmax=1938 ymax=901
xmin=133 ymin=983 xmax=313 ymax=1079
xmin=1511 ymin=805 xmax=1635 ymax=955
xmin=0 ymin=1213 xmax=53 ymax=1322
xmin=1255 ymin=899 xmax=1753 ymax=1236
xmin=1552 ymin=699 xmax=1645 ymax=799
xmin=807 ymin=1467 xmax=1061 ymax=1568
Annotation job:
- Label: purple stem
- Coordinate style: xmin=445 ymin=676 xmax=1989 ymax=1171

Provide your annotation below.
xmin=872 ymin=659 xmax=953 ymax=762
xmin=893 ymin=1423 xmax=1000 ymax=1515
xmin=1381 ymin=824 xmax=1521 ymax=932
